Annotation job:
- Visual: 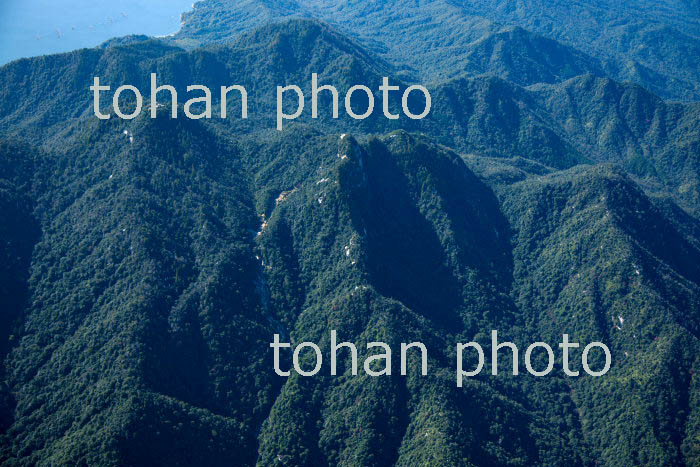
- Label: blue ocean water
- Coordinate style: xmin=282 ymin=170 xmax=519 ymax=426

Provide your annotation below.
xmin=0 ymin=0 xmax=195 ymax=65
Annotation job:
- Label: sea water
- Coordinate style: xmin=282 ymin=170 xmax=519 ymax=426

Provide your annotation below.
xmin=0 ymin=0 xmax=195 ymax=65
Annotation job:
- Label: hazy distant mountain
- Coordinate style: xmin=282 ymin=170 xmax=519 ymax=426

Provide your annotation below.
xmin=174 ymin=0 xmax=700 ymax=101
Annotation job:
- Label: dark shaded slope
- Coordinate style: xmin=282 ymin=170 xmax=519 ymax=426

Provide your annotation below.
xmin=251 ymin=132 xmax=587 ymax=466
xmin=2 ymin=116 xmax=699 ymax=465
xmin=2 ymin=115 xmax=278 ymax=466
xmin=0 ymin=142 xmax=38 ymax=364
xmin=495 ymin=164 xmax=700 ymax=466
xmin=0 ymin=142 xmax=40 ymax=442
xmin=0 ymin=125 xmax=595 ymax=466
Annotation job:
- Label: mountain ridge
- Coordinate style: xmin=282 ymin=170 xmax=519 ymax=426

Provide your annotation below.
xmin=0 ymin=6 xmax=699 ymax=467
xmin=173 ymin=0 xmax=700 ymax=101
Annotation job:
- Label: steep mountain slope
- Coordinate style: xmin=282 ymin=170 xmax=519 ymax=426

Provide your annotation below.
xmin=1 ymin=19 xmax=698 ymax=214
xmin=1 ymin=115 xmax=280 ymax=465
xmin=0 ymin=142 xmax=38 ymax=363
xmin=0 ymin=39 xmax=183 ymax=140
xmin=250 ymin=132 xmax=588 ymax=466
xmin=427 ymin=75 xmax=700 ymax=211
xmin=0 ymin=20 xmax=396 ymax=142
xmin=497 ymin=163 xmax=700 ymax=465
xmin=0 ymin=142 xmax=40 ymax=437
xmin=0 ymin=9 xmax=699 ymax=467
xmin=460 ymin=27 xmax=605 ymax=86
xmin=529 ymin=76 xmax=700 ymax=208
xmin=2 ymin=117 xmax=698 ymax=464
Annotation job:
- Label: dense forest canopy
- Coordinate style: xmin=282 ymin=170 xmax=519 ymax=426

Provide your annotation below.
xmin=0 ymin=1 xmax=699 ymax=465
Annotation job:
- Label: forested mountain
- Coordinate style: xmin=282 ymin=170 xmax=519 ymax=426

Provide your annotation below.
xmin=174 ymin=0 xmax=700 ymax=100
xmin=0 ymin=1 xmax=699 ymax=466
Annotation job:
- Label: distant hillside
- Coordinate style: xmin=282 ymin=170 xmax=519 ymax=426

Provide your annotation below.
xmin=174 ymin=0 xmax=700 ymax=100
